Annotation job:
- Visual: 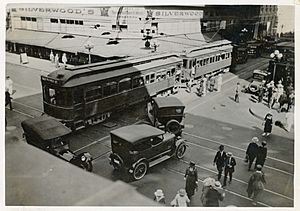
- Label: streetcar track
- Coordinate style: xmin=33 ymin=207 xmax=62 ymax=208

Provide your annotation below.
xmin=183 ymin=132 xmax=294 ymax=166
xmin=13 ymin=101 xmax=44 ymax=113
xmin=165 ymin=167 xmax=270 ymax=207
xmin=178 ymin=159 xmax=293 ymax=202
xmin=186 ymin=140 xmax=293 ymax=176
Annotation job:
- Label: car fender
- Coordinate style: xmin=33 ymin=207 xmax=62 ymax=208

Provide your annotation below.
xmin=175 ymin=138 xmax=187 ymax=147
xmin=132 ymin=158 xmax=149 ymax=170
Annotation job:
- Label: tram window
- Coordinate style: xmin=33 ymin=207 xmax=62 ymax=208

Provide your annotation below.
xmin=221 ymin=54 xmax=226 ymax=60
xmin=167 ymin=70 xmax=171 ymax=77
xmin=74 ymin=89 xmax=84 ymax=103
xmin=119 ymin=78 xmax=131 ymax=92
xmin=103 ymin=81 xmax=117 ymax=97
xmin=171 ymin=68 xmax=176 ymax=76
xmin=156 ymin=72 xmax=161 ymax=81
xmin=145 ymin=75 xmax=150 ymax=84
xmin=199 ymin=60 xmax=203 ymax=66
xmin=216 ymin=55 xmax=220 ymax=62
xmin=150 ymin=73 xmax=155 ymax=83
xmin=132 ymin=76 xmax=144 ymax=88
xmin=161 ymin=72 xmax=167 ymax=80
xmin=85 ymin=86 xmax=102 ymax=100
xmin=210 ymin=57 xmax=213 ymax=63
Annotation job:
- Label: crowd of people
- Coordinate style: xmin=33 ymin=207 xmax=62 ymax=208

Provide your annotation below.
xmin=152 ymin=137 xmax=268 ymax=207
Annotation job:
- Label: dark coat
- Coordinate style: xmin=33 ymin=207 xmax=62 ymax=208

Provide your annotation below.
xmin=224 ymin=157 xmax=236 ymax=173
xmin=204 ymin=188 xmax=224 ymax=207
xmin=246 ymin=142 xmax=258 ymax=159
xmin=256 ymin=146 xmax=267 ymax=166
xmin=185 ymin=167 xmax=198 ymax=197
xmin=213 ymin=151 xmax=227 ymax=167
xmin=264 ymin=115 xmax=273 ymax=133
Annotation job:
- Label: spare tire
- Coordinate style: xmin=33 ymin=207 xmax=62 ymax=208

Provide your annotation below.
xmin=166 ymin=120 xmax=181 ymax=135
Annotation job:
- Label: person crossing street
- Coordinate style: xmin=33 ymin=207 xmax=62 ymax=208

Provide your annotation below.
xmin=213 ymin=145 xmax=227 ymax=181
xmin=246 ymin=137 xmax=259 ymax=171
xmin=223 ymin=152 xmax=236 ymax=187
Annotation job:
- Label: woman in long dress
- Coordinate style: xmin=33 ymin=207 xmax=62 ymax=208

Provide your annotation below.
xmin=262 ymin=113 xmax=273 ymax=136
xmin=184 ymin=161 xmax=198 ymax=199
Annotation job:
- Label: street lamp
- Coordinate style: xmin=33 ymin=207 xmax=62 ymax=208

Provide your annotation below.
xmin=270 ymin=50 xmax=283 ymax=81
xmin=84 ymin=37 xmax=94 ymax=64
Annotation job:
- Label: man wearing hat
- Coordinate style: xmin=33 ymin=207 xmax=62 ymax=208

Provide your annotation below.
xmin=247 ymin=164 xmax=266 ymax=205
xmin=213 ymin=145 xmax=227 ymax=181
xmin=246 ymin=137 xmax=259 ymax=171
xmin=184 ymin=161 xmax=198 ymax=199
xmin=203 ymin=181 xmax=225 ymax=207
xmin=223 ymin=152 xmax=236 ymax=187
xmin=153 ymin=189 xmax=165 ymax=204
xmin=255 ymin=141 xmax=267 ymax=168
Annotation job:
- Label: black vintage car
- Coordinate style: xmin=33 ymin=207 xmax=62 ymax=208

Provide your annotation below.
xmin=147 ymin=97 xmax=185 ymax=136
xmin=109 ymin=124 xmax=187 ymax=180
xmin=21 ymin=116 xmax=93 ymax=172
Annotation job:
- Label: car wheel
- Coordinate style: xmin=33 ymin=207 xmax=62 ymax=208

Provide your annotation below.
xmin=133 ymin=161 xmax=148 ymax=180
xmin=175 ymin=144 xmax=186 ymax=159
xmin=166 ymin=120 xmax=181 ymax=135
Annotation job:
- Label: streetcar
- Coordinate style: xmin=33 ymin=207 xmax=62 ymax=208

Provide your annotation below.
xmin=41 ymin=53 xmax=182 ymax=129
xmin=181 ymin=40 xmax=233 ymax=80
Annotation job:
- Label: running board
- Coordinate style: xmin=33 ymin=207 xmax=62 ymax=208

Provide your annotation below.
xmin=149 ymin=155 xmax=171 ymax=168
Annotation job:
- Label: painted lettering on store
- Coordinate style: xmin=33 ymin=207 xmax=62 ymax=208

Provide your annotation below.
xmin=14 ymin=8 xmax=98 ymax=15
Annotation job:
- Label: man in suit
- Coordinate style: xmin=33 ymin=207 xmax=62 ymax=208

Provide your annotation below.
xmin=223 ymin=152 xmax=236 ymax=187
xmin=255 ymin=141 xmax=267 ymax=168
xmin=213 ymin=145 xmax=227 ymax=181
xmin=246 ymin=137 xmax=259 ymax=171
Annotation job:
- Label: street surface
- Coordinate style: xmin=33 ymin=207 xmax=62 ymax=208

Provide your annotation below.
xmin=5 ymin=53 xmax=294 ymax=207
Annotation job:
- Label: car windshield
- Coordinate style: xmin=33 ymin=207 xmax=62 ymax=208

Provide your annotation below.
xmin=159 ymin=107 xmax=184 ymax=116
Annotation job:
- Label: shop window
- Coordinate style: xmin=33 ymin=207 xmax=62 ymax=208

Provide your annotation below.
xmin=31 ymin=17 xmax=37 ymax=22
xmin=50 ymin=18 xmax=58 ymax=23
xmin=75 ymin=20 xmax=79 ymax=25
xmin=70 ymin=20 xmax=74 ymax=24
xmin=119 ymin=78 xmax=131 ymax=92
xmin=60 ymin=19 xmax=66 ymax=24
xmin=26 ymin=17 xmax=31 ymax=21
xmin=79 ymin=20 xmax=83 ymax=25
xmin=21 ymin=16 xmax=25 ymax=21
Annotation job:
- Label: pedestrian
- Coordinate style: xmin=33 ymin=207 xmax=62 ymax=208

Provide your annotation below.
xmin=234 ymin=82 xmax=240 ymax=103
xmin=5 ymin=88 xmax=13 ymax=110
xmin=201 ymin=177 xmax=215 ymax=206
xmin=287 ymin=91 xmax=294 ymax=111
xmin=50 ymin=50 xmax=55 ymax=63
xmin=62 ymin=53 xmax=68 ymax=66
xmin=246 ymin=164 xmax=266 ymax=206
xmin=197 ymin=78 xmax=203 ymax=96
xmin=246 ymin=137 xmax=259 ymax=171
xmin=216 ymin=74 xmax=223 ymax=92
xmin=271 ymin=87 xmax=279 ymax=108
xmin=153 ymin=189 xmax=166 ymax=204
xmin=223 ymin=152 xmax=236 ymax=187
xmin=277 ymin=80 xmax=284 ymax=98
xmin=204 ymin=181 xmax=225 ymax=207
xmin=206 ymin=75 xmax=211 ymax=92
xmin=5 ymin=76 xmax=14 ymax=95
xmin=257 ymin=84 xmax=264 ymax=103
xmin=55 ymin=53 xmax=60 ymax=68
xmin=184 ymin=161 xmax=198 ymax=199
xmin=202 ymin=77 xmax=207 ymax=96
xmin=170 ymin=188 xmax=190 ymax=207
xmin=213 ymin=145 xmax=227 ymax=181
xmin=210 ymin=76 xmax=215 ymax=92
xmin=186 ymin=79 xmax=192 ymax=93
xmin=285 ymin=107 xmax=294 ymax=132
xmin=278 ymin=92 xmax=288 ymax=112
xmin=255 ymin=141 xmax=267 ymax=168
xmin=262 ymin=113 xmax=273 ymax=136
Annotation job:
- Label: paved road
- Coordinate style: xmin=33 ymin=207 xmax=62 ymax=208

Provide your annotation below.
xmin=5 ymin=56 xmax=294 ymax=207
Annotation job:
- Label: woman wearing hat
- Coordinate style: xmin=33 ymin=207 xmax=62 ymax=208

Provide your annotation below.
xmin=170 ymin=188 xmax=190 ymax=207
xmin=153 ymin=189 xmax=166 ymax=204
xmin=184 ymin=161 xmax=198 ymax=199
xmin=247 ymin=165 xmax=266 ymax=206
xmin=246 ymin=137 xmax=259 ymax=171
xmin=262 ymin=113 xmax=273 ymax=136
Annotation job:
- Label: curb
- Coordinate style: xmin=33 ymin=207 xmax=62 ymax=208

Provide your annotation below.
xmin=249 ymin=107 xmax=264 ymax=121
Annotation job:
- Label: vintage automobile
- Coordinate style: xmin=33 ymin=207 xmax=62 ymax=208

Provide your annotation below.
xmin=21 ymin=116 xmax=93 ymax=172
xmin=147 ymin=97 xmax=185 ymax=136
xmin=109 ymin=124 xmax=187 ymax=180
xmin=248 ymin=69 xmax=271 ymax=94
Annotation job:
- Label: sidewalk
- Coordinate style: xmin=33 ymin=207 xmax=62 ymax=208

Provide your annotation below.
xmin=6 ymin=52 xmax=73 ymax=74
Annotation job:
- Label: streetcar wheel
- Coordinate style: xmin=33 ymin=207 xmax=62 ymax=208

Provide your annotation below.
xmin=133 ymin=161 xmax=148 ymax=180
xmin=175 ymin=144 xmax=186 ymax=159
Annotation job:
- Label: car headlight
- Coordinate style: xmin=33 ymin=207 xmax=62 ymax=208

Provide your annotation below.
xmin=81 ymin=155 xmax=86 ymax=161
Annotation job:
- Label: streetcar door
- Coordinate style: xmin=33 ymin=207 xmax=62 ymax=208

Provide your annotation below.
xmin=73 ymin=88 xmax=85 ymax=120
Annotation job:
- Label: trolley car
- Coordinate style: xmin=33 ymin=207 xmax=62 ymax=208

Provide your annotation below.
xmin=181 ymin=40 xmax=233 ymax=80
xmin=41 ymin=53 xmax=182 ymax=129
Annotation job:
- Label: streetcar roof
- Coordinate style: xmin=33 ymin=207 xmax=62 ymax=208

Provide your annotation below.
xmin=184 ymin=45 xmax=232 ymax=58
xmin=62 ymin=56 xmax=181 ymax=87
xmin=110 ymin=124 xmax=164 ymax=144
xmin=153 ymin=97 xmax=185 ymax=108
xmin=21 ymin=116 xmax=72 ymax=140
